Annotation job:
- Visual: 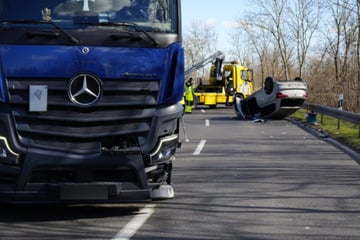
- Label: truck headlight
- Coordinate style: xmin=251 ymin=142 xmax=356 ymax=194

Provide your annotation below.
xmin=149 ymin=135 xmax=179 ymax=165
xmin=0 ymin=136 xmax=19 ymax=164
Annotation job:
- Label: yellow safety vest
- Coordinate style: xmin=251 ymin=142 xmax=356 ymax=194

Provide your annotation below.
xmin=185 ymin=84 xmax=193 ymax=101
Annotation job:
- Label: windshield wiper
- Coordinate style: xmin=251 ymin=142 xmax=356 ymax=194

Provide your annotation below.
xmin=96 ymin=22 xmax=160 ymax=47
xmin=0 ymin=19 xmax=81 ymax=45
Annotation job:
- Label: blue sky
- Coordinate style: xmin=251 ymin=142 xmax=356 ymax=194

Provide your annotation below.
xmin=181 ymin=0 xmax=251 ymax=55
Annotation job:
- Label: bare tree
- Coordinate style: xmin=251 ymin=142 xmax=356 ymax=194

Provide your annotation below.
xmin=183 ymin=20 xmax=218 ymax=83
xmin=322 ymin=0 xmax=358 ymax=108
xmin=228 ymin=21 xmax=262 ymax=68
xmin=228 ymin=27 xmax=250 ymax=66
xmin=288 ymin=0 xmax=322 ymax=78
xmin=231 ymin=20 xmax=270 ymax=86
xmin=222 ymin=0 xmax=360 ymax=111
xmin=253 ymin=0 xmax=293 ymax=80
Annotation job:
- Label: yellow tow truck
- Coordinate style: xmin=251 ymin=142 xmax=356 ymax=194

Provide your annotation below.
xmin=183 ymin=51 xmax=254 ymax=108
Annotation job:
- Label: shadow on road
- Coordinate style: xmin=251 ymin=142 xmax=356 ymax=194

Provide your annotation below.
xmin=0 ymin=203 xmax=142 ymax=222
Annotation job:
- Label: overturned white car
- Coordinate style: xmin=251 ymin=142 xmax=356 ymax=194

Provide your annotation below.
xmin=235 ymin=77 xmax=307 ymax=120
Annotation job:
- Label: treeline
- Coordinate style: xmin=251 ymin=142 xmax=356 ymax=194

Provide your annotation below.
xmin=230 ymin=0 xmax=360 ymax=112
xmin=184 ymin=0 xmax=360 ymax=112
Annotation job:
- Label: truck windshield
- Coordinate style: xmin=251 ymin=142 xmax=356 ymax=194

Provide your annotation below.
xmin=0 ymin=0 xmax=178 ymax=33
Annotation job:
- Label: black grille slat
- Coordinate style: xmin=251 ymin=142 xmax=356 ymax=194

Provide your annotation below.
xmin=99 ymin=95 xmax=157 ymax=106
xmin=17 ymin=121 xmax=150 ymax=138
xmin=8 ymin=78 xmax=159 ymax=92
xmin=7 ymin=78 xmax=66 ymax=90
xmin=7 ymin=77 xmax=160 ymax=153
xmin=9 ymin=94 xmax=157 ymax=107
xmin=103 ymin=81 xmax=159 ymax=91
xmin=8 ymin=79 xmax=159 ymax=107
xmin=12 ymin=108 xmax=155 ymax=122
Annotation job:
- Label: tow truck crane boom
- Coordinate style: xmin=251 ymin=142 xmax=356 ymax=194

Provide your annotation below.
xmin=185 ymin=51 xmax=225 ymax=78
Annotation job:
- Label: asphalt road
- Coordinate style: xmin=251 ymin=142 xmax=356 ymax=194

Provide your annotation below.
xmin=1 ymin=106 xmax=360 ymax=240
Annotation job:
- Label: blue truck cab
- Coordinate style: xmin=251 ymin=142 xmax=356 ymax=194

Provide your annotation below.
xmin=0 ymin=0 xmax=184 ymax=203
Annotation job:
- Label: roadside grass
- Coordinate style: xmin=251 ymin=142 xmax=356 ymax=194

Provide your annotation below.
xmin=290 ymin=109 xmax=360 ymax=152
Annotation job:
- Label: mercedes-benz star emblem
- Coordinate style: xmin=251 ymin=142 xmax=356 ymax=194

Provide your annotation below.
xmin=68 ymin=73 xmax=102 ymax=106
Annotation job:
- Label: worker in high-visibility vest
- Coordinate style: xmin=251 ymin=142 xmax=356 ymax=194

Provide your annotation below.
xmin=184 ymin=78 xmax=194 ymax=113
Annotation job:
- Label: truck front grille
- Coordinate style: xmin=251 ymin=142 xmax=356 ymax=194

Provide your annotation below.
xmin=7 ymin=77 xmax=159 ymax=154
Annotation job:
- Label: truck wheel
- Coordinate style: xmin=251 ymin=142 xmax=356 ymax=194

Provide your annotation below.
xmin=264 ymin=77 xmax=274 ymax=94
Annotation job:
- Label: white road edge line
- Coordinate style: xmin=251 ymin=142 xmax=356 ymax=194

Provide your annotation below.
xmin=112 ymin=204 xmax=156 ymax=240
xmin=193 ymin=140 xmax=206 ymax=155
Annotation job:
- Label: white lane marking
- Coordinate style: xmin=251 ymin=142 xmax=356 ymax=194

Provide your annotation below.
xmin=112 ymin=204 xmax=156 ymax=240
xmin=193 ymin=140 xmax=206 ymax=155
xmin=201 ymin=109 xmax=206 ymax=113
xmin=205 ymin=119 xmax=210 ymax=127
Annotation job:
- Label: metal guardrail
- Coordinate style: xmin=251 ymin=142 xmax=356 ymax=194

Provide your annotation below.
xmin=302 ymin=102 xmax=360 ymax=125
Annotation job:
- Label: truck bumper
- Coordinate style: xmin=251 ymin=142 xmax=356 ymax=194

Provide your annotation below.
xmin=0 ymin=150 xmax=151 ymax=204
xmin=0 ymin=103 xmax=183 ymax=204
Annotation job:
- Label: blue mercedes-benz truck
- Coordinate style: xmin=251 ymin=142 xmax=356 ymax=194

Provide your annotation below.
xmin=0 ymin=0 xmax=184 ymax=203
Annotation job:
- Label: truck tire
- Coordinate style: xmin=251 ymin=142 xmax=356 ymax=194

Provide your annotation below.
xmin=264 ymin=77 xmax=274 ymax=95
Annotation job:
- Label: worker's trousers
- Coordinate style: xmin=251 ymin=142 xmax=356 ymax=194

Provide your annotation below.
xmin=184 ymin=99 xmax=193 ymax=113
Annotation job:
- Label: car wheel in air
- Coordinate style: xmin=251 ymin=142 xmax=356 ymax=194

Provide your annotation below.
xmin=264 ymin=77 xmax=274 ymax=94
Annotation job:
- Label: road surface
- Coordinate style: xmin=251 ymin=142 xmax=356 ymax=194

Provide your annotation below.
xmin=1 ymin=107 xmax=359 ymax=240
